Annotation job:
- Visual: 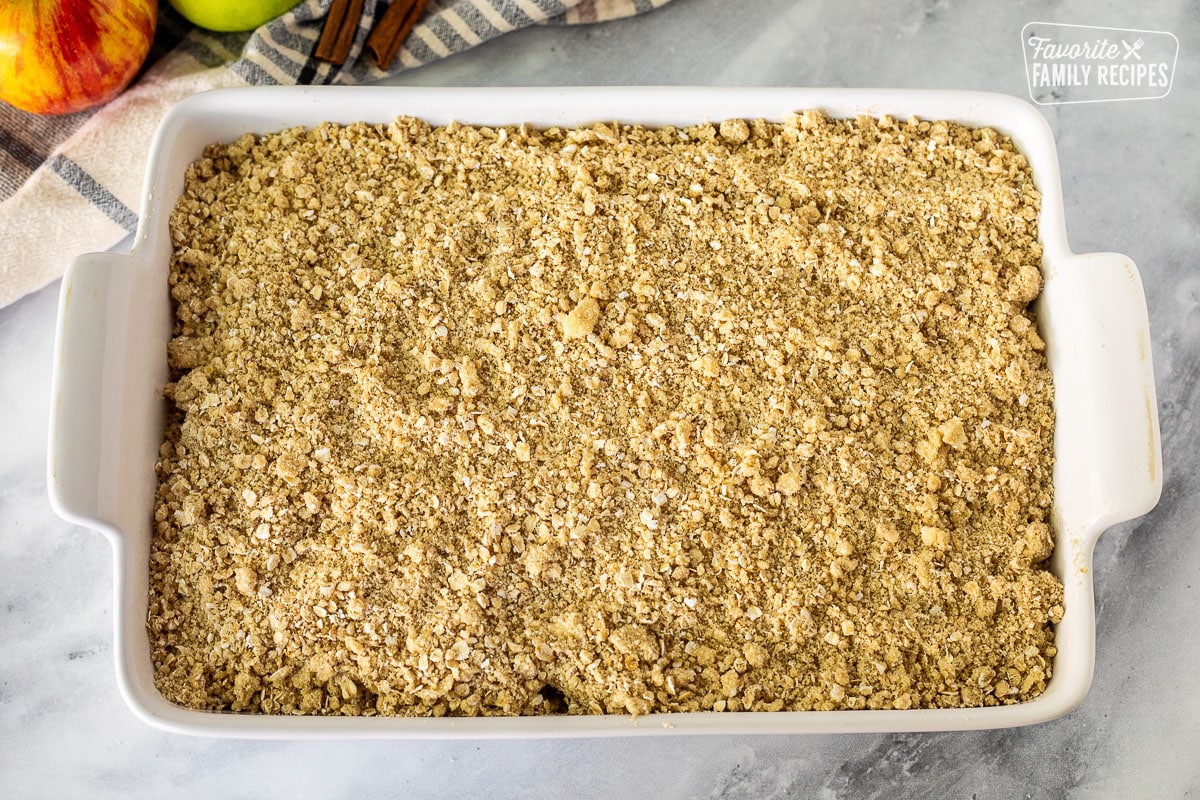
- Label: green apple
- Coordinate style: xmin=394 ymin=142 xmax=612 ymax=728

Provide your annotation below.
xmin=169 ymin=0 xmax=303 ymax=32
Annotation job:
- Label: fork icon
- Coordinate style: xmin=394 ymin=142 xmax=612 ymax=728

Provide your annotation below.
xmin=1122 ymin=38 xmax=1145 ymax=60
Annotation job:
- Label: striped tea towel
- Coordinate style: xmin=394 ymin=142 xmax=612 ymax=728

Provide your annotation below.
xmin=0 ymin=0 xmax=674 ymax=310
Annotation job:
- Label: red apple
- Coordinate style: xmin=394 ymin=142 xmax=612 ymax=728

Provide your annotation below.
xmin=0 ymin=0 xmax=157 ymax=115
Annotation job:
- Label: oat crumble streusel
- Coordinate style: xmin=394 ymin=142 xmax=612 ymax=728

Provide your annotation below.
xmin=150 ymin=112 xmax=1062 ymax=716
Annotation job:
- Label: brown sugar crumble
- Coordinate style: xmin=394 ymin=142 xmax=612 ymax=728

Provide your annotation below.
xmin=150 ymin=112 xmax=1063 ymax=717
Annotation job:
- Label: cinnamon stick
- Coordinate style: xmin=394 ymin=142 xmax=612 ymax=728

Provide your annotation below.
xmin=365 ymin=0 xmax=432 ymax=70
xmin=315 ymin=0 xmax=365 ymax=66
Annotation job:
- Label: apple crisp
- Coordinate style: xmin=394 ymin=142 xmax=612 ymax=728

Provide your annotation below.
xmin=150 ymin=112 xmax=1062 ymax=716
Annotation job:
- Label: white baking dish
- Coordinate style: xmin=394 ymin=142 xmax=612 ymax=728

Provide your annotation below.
xmin=47 ymin=87 xmax=1161 ymax=738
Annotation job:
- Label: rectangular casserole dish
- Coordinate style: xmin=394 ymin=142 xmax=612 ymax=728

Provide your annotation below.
xmin=47 ymin=86 xmax=1162 ymax=737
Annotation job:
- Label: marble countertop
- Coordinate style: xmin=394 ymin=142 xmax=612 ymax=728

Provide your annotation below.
xmin=2 ymin=0 xmax=1197 ymax=797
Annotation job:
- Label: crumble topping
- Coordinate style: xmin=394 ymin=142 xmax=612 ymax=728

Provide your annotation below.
xmin=150 ymin=112 xmax=1061 ymax=716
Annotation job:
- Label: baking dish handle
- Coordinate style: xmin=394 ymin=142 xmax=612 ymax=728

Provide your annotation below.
xmin=1058 ymin=252 xmax=1163 ymax=532
xmin=47 ymin=251 xmax=132 ymax=535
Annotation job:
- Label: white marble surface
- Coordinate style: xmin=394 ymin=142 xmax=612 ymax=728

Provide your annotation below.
xmin=3 ymin=0 xmax=1199 ymax=797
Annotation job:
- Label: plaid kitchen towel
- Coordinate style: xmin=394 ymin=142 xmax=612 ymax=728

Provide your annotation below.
xmin=0 ymin=0 xmax=674 ymax=310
